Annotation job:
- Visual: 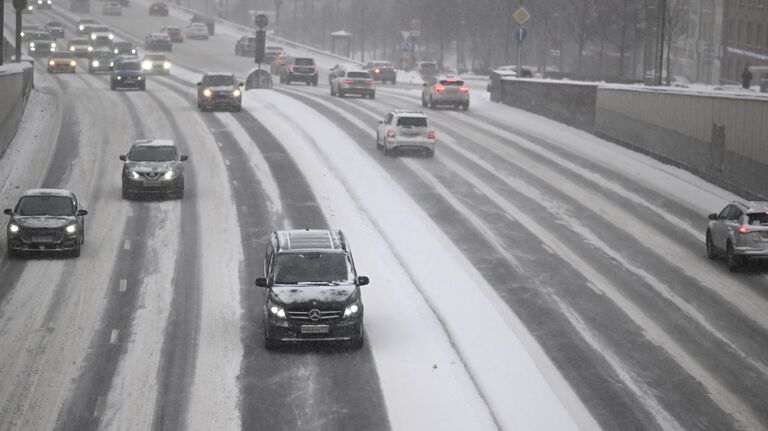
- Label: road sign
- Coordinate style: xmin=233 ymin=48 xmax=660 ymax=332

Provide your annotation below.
xmin=12 ymin=0 xmax=27 ymax=10
xmin=516 ymin=27 xmax=527 ymax=42
xmin=513 ymin=7 xmax=530 ymax=25
xmin=274 ymin=0 xmax=282 ymax=6
xmin=409 ymin=19 xmax=422 ymax=31
xmin=409 ymin=30 xmax=420 ymax=38
xmin=400 ymin=40 xmax=413 ymax=52
xmin=254 ymin=13 xmax=269 ymax=29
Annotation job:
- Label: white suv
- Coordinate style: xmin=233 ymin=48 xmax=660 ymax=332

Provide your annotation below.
xmin=376 ymin=110 xmax=436 ymax=157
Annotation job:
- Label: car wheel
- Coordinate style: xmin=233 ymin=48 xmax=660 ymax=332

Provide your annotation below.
xmin=376 ymin=133 xmax=382 ymax=149
xmin=421 ymin=96 xmax=427 ymax=107
xmin=463 ymin=102 xmax=470 ymax=111
xmin=348 ymin=334 xmax=364 ymax=350
xmin=338 ymin=90 xmax=345 ymax=98
xmin=428 ymin=97 xmax=435 ymax=109
xmin=369 ymin=92 xmax=375 ymax=99
xmin=140 ymin=83 xmax=146 ymax=91
xmin=110 ymin=82 xmax=116 ymax=90
xmin=7 ymin=248 xmax=22 ymax=259
xmin=122 ymin=184 xmax=131 ymax=200
xmin=312 ymin=80 xmax=317 ymax=87
xmin=384 ymin=145 xmax=393 ymax=157
xmin=233 ymin=105 xmax=242 ymax=112
xmin=70 ymin=244 xmax=81 ymax=258
xmin=426 ymin=149 xmax=435 ymax=158
xmin=706 ymin=231 xmax=717 ymax=259
xmin=726 ymin=242 xmax=742 ymax=272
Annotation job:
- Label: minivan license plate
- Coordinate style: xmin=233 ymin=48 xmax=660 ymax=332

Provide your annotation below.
xmin=301 ymin=325 xmax=329 ymax=334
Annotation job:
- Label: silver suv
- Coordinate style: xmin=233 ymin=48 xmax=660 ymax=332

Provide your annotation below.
xmin=376 ymin=109 xmax=436 ymax=157
xmin=706 ymin=201 xmax=768 ymax=271
xmin=256 ymin=229 xmax=370 ymax=350
xmin=421 ymin=75 xmax=470 ymax=110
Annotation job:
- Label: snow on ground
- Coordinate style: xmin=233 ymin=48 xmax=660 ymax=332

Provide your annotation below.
xmin=241 ymin=90 xmax=591 ymax=430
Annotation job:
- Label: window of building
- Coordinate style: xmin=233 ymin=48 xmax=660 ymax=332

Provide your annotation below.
xmin=758 ymin=24 xmax=764 ymax=48
xmin=747 ymin=22 xmax=754 ymax=46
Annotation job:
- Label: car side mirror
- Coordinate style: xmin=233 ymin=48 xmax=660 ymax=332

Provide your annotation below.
xmin=238 ymin=82 xmax=243 ymax=87
xmin=357 ymin=276 xmax=369 ymax=286
xmin=378 ymin=120 xmax=383 ymax=124
xmin=119 ymin=154 xmax=126 ymax=161
xmin=196 ymin=82 xmax=202 ymax=86
xmin=77 ymin=209 xmax=88 ymax=216
xmin=255 ymin=277 xmax=269 ymax=288
xmin=3 ymin=209 xmax=12 ymax=215
xmin=708 ymin=213 xmax=718 ymax=221
xmin=180 ymin=155 xmax=189 ymax=161
xmin=422 ymin=83 xmax=427 ymax=87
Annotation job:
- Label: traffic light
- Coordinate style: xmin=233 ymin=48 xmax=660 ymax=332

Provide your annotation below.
xmin=254 ymin=30 xmax=266 ymax=64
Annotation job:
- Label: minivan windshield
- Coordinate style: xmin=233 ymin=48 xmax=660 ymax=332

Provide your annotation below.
xmin=16 ymin=196 xmax=74 ymax=216
xmin=274 ymin=252 xmax=353 ymax=284
xmin=205 ymin=75 xmax=235 ymax=86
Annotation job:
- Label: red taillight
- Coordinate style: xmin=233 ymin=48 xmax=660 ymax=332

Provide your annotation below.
xmin=367 ymin=79 xmax=375 ymax=85
xmin=427 ymin=131 xmax=436 ymax=139
xmin=313 ymin=67 xmax=319 ymax=73
xmin=386 ymin=129 xmax=395 ymax=137
xmin=288 ymin=66 xmax=294 ymax=72
xmin=342 ymin=79 xmax=353 ymax=84
xmin=435 ymin=84 xmax=445 ymax=93
xmin=738 ymin=227 xmax=750 ymax=234
xmin=459 ymin=86 xmax=470 ymax=94
xmin=393 ymin=68 xmax=398 ymax=72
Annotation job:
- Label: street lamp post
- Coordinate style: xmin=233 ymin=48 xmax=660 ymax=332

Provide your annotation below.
xmin=655 ymin=0 xmax=667 ymax=85
xmin=0 ymin=0 xmax=5 ymax=65
xmin=13 ymin=0 xmax=28 ymax=63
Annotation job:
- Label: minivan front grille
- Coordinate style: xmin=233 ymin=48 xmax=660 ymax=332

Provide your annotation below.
xmin=288 ymin=309 xmax=342 ymax=322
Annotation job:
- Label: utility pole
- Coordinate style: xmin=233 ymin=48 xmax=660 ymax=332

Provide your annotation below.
xmin=655 ymin=0 xmax=666 ymax=85
xmin=13 ymin=0 xmax=27 ymax=62
xmin=0 ymin=0 xmax=5 ymax=65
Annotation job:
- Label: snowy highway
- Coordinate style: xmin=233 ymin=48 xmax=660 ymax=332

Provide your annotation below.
xmin=2 ymin=2 xmax=768 ymax=430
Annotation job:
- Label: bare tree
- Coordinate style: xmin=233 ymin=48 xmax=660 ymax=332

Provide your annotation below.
xmin=663 ymin=0 xmax=690 ymax=84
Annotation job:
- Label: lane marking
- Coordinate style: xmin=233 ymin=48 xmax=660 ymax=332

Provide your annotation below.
xmin=217 ymin=141 xmax=222 ymax=147
xmin=124 ymin=239 xmax=131 ymax=250
xmin=93 ymin=397 xmax=103 ymax=418
xmin=542 ymin=244 xmax=556 ymax=255
xmin=232 ymin=180 xmax=238 ymax=187
xmin=119 ymin=279 xmax=127 ymax=292
xmin=224 ymin=159 xmax=230 ymax=166
xmin=110 ymin=329 xmax=119 ymax=344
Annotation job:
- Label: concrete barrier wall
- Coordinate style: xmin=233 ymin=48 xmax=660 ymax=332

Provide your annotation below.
xmin=490 ymin=74 xmax=599 ymax=132
xmin=595 ymin=88 xmax=768 ymax=199
xmin=0 ymin=62 xmax=34 ymax=159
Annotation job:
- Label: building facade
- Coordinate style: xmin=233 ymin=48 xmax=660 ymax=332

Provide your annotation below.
xmin=721 ymin=0 xmax=768 ymax=84
xmin=669 ymin=0 xmax=725 ymax=85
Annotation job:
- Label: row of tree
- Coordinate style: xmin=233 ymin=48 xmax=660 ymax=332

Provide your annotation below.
xmin=228 ymin=0 xmax=691 ymax=81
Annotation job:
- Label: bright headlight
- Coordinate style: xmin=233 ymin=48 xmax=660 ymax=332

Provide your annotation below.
xmin=116 ymin=75 xmax=123 ymax=80
xmin=269 ymin=305 xmax=286 ymax=319
xmin=92 ymin=60 xmax=100 ymax=67
xmin=162 ymin=61 xmax=171 ymax=69
xmin=131 ymin=171 xmax=140 ymax=179
xmin=65 ymin=224 xmax=77 ymax=234
xmin=20 ymin=32 xmax=25 ymax=37
xmin=9 ymin=224 xmax=19 ymax=233
xmin=79 ymin=25 xmax=85 ymax=31
xmin=91 ymin=34 xmax=97 ymax=40
xmin=343 ymin=303 xmax=360 ymax=317
xmin=233 ymin=89 xmax=241 ymax=97
xmin=87 ymin=46 xmax=93 ymax=51
xmin=131 ymin=49 xmax=136 ymax=54
xmin=69 ymin=46 xmax=75 ymax=51
xmin=137 ymin=76 xmax=143 ymax=80
xmin=51 ymin=42 xmax=56 ymax=48
xmin=142 ymin=60 xmax=152 ymax=70
xmin=70 ymin=60 xmax=77 ymax=66
xmin=29 ymin=42 xmax=36 ymax=48
xmin=163 ymin=170 xmax=174 ymax=180
xmin=114 ymin=48 xmax=119 ymax=54
xmin=203 ymin=88 xmax=212 ymax=97
xmin=108 ymin=34 xmax=114 ymax=40
xmin=49 ymin=60 xmax=55 ymax=66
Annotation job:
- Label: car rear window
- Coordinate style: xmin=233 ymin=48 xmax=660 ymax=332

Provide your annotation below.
xmin=439 ymin=79 xmax=464 ymax=86
xmin=747 ymin=213 xmax=768 ymax=225
xmin=348 ymin=72 xmax=370 ymax=79
xmin=295 ymin=58 xmax=315 ymax=66
xmin=397 ymin=117 xmax=427 ymax=127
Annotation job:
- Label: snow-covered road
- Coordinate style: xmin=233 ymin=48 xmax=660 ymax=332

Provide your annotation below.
xmin=2 ymin=2 xmax=768 ymax=430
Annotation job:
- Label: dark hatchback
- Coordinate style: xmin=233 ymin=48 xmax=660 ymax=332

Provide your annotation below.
xmin=111 ymin=58 xmax=145 ymax=90
xmin=257 ymin=229 xmax=369 ymax=350
xmin=120 ymin=139 xmax=188 ymax=199
xmin=280 ymin=57 xmax=318 ymax=86
xmin=4 ymin=189 xmax=87 ymax=258
xmin=197 ymin=72 xmax=242 ymax=111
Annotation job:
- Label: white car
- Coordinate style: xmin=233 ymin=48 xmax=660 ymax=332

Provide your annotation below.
xmin=186 ymin=23 xmax=209 ymax=40
xmin=376 ymin=109 xmax=435 ymax=157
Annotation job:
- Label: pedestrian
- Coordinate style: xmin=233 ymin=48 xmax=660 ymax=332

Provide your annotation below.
xmin=742 ymin=65 xmax=753 ymax=89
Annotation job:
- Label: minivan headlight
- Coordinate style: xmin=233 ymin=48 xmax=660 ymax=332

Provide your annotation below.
xmin=163 ymin=170 xmax=175 ymax=180
xmin=131 ymin=170 xmax=140 ymax=179
xmin=65 ymin=224 xmax=77 ymax=234
xmin=269 ymin=304 xmax=286 ymax=319
xmin=233 ymin=89 xmax=241 ymax=97
xmin=343 ymin=303 xmax=360 ymax=318
xmin=9 ymin=224 xmax=19 ymax=233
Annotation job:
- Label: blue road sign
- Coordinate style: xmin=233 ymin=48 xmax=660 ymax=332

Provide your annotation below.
xmin=400 ymin=40 xmax=413 ymax=52
xmin=517 ymin=27 xmax=527 ymax=42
